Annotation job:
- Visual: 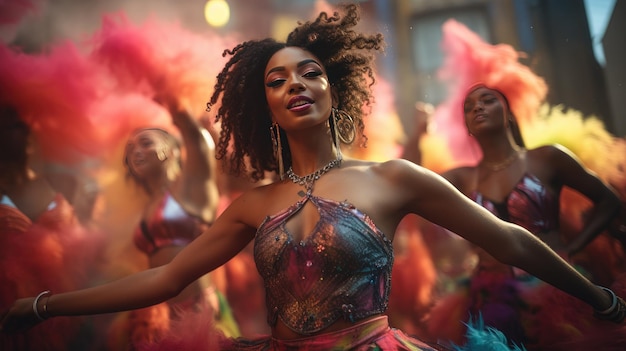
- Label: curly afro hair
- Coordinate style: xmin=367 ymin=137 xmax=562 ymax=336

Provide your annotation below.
xmin=208 ymin=4 xmax=384 ymax=181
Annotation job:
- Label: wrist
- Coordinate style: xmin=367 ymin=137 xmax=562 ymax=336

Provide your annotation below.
xmin=594 ymin=285 xmax=626 ymax=323
xmin=595 ymin=286 xmax=616 ymax=313
xmin=41 ymin=294 xmax=53 ymax=319
xmin=32 ymin=290 xmax=51 ymax=321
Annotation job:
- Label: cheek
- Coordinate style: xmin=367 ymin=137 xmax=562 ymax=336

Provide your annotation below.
xmin=489 ymin=103 xmax=504 ymax=115
xmin=312 ymin=90 xmax=332 ymax=118
xmin=319 ymin=91 xmax=332 ymax=110
xmin=265 ymin=90 xmax=282 ymax=112
xmin=463 ymin=115 xmax=472 ymax=130
xmin=266 ymin=94 xmax=290 ymax=125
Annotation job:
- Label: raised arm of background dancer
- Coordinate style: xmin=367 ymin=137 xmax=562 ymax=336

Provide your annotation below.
xmin=546 ymin=144 xmax=622 ymax=256
xmin=400 ymin=102 xmax=433 ymax=165
xmin=393 ymin=159 xmax=614 ymax=312
xmin=0 ymin=191 xmax=257 ymax=333
xmin=168 ymin=101 xmax=219 ymax=223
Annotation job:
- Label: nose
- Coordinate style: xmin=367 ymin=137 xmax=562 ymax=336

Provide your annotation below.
xmin=288 ymin=74 xmax=305 ymax=94
xmin=472 ymin=100 xmax=484 ymax=113
xmin=131 ymin=145 xmax=142 ymax=157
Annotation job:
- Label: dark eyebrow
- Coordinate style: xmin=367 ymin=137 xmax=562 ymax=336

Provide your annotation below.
xmin=298 ymin=59 xmax=321 ymax=68
xmin=465 ymin=92 xmax=495 ymax=102
xmin=265 ymin=59 xmax=322 ymax=78
xmin=464 ymin=91 xmax=495 ymax=104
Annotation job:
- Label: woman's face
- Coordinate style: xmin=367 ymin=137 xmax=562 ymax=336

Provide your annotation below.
xmin=125 ymin=129 xmax=169 ymax=179
xmin=463 ymin=86 xmax=508 ymax=136
xmin=264 ymin=47 xmax=332 ymax=131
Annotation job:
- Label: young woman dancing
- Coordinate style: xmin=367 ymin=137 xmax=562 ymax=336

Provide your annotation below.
xmin=2 ymin=4 xmax=624 ymax=351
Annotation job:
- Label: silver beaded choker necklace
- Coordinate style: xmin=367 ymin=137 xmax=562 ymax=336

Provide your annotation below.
xmin=286 ymin=158 xmax=341 ymax=193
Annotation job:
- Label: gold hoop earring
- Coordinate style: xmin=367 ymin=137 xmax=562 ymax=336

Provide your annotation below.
xmin=332 ymin=108 xmax=356 ymax=144
xmin=329 ymin=112 xmax=343 ymax=163
xmin=270 ymin=122 xmax=285 ymax=180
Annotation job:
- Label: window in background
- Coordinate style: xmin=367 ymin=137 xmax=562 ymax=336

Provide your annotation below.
xmin=409 ymin=7 xmax=490 ymax=105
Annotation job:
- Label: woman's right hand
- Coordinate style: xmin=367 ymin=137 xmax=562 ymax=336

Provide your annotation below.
xmin=0 ymin=297 xmax=44 ymax=333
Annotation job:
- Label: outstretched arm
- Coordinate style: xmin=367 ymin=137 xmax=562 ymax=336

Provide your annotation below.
xmin=400 ymin=102 xmax=433 ymax=165
xmin=0 ymin=194 xmax=256 ymax=333
xmin=394 ymin=159 xmax=622 ymax=316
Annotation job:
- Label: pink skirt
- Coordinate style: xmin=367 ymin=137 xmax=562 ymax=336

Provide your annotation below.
xmin=222 ymin=316 xmax=444 ymax=351
xmin=136 ymin=310 xmax=530 ymax=351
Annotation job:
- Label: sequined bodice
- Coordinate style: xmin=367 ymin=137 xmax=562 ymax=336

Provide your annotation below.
xmin=133 ymin=193 xmax=206 ymax=255
xmin=254 ymin=194 xmax=393 ymax=335
xmin=471 ymin=173 xmax=559 ymax=234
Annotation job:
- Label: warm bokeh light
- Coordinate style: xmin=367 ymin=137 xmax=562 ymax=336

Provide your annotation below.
xmin=271 ymin=14 xmax=300 ymax=41
xmin=204 ymin=0 xmax=230 ymax=28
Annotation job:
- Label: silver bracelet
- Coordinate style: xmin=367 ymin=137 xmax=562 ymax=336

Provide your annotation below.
xmin=595 ymin=285 xmax=618 ymax=315
xmin=32 ymin=290 xmax=51 ymax=321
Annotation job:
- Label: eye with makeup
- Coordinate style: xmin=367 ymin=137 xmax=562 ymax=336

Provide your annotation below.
xmin=265 ymin=66 xmax=324 ymax=88
xmin=139 ymin=138 xmax=154 ymax=148
xmin=463 ymin=100 xmax=476 ymax=113
xmin=463 ymin=103 xmax=472 ymax=114
xmin=464 ymin=95 xmax=499 ymax=113
xmin=482 ymin=95 xmax=498 ymax=105
xmin=265 ymin=79 xmax=284 ymax=88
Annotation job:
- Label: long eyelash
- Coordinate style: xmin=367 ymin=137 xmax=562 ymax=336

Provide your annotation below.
xmin=304 ymin=71 xmax=322 ymax=77
xmin=265 ymin=70 xmax=322 ymax=88
xmin=266 ymin=80 xmax=284 ymax=88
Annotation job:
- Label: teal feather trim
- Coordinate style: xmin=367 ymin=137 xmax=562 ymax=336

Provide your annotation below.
xmin=452 ymin=314 xmax=526 ymax=351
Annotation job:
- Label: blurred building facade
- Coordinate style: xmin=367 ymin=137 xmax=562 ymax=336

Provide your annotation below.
xmin=602 ymin=0 xmax=625 ymax=136
xmin=387 ymin=0 xmax=624 ymax=136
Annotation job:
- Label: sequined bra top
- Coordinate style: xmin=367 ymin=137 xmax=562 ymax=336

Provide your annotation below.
xmin=254 ymin=194 xmax=393 ymax=335
xmin=471 ymin=173 xmax=559 ymax=234
xmin=133 ymin=193 xmax=207 ymax=256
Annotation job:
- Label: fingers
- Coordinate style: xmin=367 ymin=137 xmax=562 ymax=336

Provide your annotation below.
xmin=0 ymin=299 xmax=42 ymax=334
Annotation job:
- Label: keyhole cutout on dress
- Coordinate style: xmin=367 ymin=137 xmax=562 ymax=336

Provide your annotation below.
xmin=284 ymin=198 xmax=321 ymax=243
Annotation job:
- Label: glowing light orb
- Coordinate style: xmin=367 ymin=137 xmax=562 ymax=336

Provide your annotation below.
xmin=204 ymin=0 xmax=230 ymax=28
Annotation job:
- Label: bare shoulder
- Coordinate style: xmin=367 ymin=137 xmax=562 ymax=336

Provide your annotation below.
xmin=340 ymin=158 xmax=432 ymax=188
xmin=367 ymin=158 xmax=429 ymax=178
xmin=339 ymin=159 xmax=477 ymax=199
xmin=528 ymin=144 xmax=575 ymax=160
xmin=441 ymin=166 xmax=477 ymax=192
xmin=220 ymin=181 xmax=278 ymax=228
xmin=330 ymin=159 xmax=444 ymax=231
xmin=527 ymin=144 xmax=582 ymax=170
xmin=364 ymin=158 xmax=451 ymax=194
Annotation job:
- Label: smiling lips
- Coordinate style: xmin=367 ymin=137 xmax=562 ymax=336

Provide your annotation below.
xmin=287 ymin=96 xmax=314 ymax=111
xmin=132 ymin=157 xmax=146 ymax=167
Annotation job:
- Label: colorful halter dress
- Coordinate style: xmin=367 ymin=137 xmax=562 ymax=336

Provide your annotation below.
xmin=140 ymin=192 xmax=544 ymax=351
xmin=221 ymin=193 xmax=442 ymax=351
